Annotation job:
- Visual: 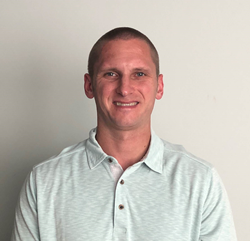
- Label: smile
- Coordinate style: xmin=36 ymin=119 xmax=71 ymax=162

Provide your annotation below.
xmin=114 ymin=102 xmax=138 ymax=106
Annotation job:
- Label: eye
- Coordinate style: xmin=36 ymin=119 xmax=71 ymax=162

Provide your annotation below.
xmin=105 ymin=72 xmax=116 ymax=77
xmin=136 ymin=72 xmax=145 ymax=77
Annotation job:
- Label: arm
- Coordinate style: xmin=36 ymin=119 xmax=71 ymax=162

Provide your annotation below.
xmin=11 ymin=171 xmax=40 ymax=241
xmin=200 ymin=168 xmax=237 ymax=241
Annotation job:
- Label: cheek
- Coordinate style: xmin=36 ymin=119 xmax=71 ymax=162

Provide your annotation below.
xmin=139 ymin=83 xmax=157 ymax=98
xmin=95 ymin=84 xmax=115 ymax=103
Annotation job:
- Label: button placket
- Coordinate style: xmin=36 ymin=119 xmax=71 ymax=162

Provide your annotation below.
xmin=114 ymin=165 xmax=139 ymax=238
xmin=114 ymin=174 xmax=127 ymax=237
xmin=118 ymin=179 xmax=125 ymax=210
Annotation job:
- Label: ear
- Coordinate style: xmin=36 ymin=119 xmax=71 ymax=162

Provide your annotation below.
xmin=84 ymin=73 xmax=94 ymax=99
xmin=156 ymin=74 xmax=164 ymax=100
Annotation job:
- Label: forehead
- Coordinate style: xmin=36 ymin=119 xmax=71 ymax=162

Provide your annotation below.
xmin=96 ymin=39 xmax=154 ymax=70
xmin=102 ymin=38 xmax=150 ymax=53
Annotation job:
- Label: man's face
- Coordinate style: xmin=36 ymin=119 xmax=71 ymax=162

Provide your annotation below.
xmin=84 ymin=38 xmax=163 ymax=131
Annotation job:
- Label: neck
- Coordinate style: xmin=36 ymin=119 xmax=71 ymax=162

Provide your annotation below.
xmin=96 ymin=124 xmax=151 ymax=171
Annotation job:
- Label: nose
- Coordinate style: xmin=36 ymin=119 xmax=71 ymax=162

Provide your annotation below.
xmin=116 ymin=75 xmax=134 ymax=97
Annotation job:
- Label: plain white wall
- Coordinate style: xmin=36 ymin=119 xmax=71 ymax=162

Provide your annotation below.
xmin=1 ymin=1 xmax=249 ymax=240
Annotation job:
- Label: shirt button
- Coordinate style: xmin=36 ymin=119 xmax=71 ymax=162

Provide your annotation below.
xmin=120 ymin=179 xmax=124 ymax=185
xmin=119 ymin=204 xmax=124 ymax=210
xmin=108 ymin=158 xmax=112 ymax=163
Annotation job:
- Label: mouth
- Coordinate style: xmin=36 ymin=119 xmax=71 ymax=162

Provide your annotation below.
xmin=114 ymin=101 xmax=139 ymax=107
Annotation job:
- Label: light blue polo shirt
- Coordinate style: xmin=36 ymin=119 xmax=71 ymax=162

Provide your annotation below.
xmin=12 ymin=128 xmax=237 ymax=240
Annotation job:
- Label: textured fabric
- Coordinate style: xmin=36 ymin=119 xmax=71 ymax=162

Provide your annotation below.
xmin=109 ymin=161 xmax=124 ymax=185
xmin=12 ymin=128 xmax=237 ymax=241
xmin=109 ymin=148 xmax=148 ymax=185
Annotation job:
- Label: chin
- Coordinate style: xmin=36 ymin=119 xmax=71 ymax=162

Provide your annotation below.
xmin=112 ymin=120 xmax=143 ymax=131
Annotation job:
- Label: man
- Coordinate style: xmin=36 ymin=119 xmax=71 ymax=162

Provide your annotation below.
xmin=12 ymin=27 xmax=237 ymax=240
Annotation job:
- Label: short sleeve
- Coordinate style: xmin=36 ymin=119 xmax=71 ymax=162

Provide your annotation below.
xmin=200 ymin=168 xmax=237 ymax=241
xmin=11 ymin=170 xmax=40 ymax=241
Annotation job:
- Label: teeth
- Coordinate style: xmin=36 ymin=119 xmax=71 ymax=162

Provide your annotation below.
xmin=115 ymin=102 xmax=138 ymax=106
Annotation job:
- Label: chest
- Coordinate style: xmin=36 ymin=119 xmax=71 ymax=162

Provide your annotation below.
xmin=36 ymin=163 xmax=204 ymax=241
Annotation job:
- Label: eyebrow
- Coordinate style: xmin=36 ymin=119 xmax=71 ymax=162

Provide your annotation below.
xmin=132 ymin=68 xmax=150 ymax=72
xmin=100 ymin=68 xmax=120 ymax=73
xmin=99 ymin=67 xmax=150 ymax=73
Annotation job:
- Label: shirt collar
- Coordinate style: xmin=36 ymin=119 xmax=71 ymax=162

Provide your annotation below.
xmin=86 ymin=128 xmax=107 ymax=169
xmin=143 ymin=129 xmax=164 ymax=174
xmin=86 ymin=128 xmax=164 ymax=174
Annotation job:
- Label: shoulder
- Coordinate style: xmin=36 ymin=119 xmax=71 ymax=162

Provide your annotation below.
xmin=160 ymin=139 xmax=214 ymax=178
xmin=32 ymin=140 xmax=88 ymax=174
xmin=162 ymin=139 xmax=212 ymax=167
xmin=159 ymin=138 xmax=226 ymax=203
